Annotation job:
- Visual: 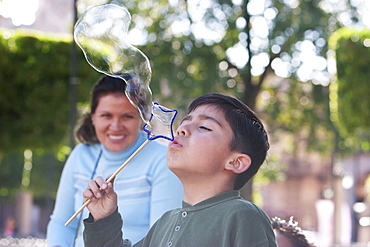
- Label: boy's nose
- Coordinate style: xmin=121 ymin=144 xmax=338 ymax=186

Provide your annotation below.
xmin=176 ymin=125 xmax=188 ymax=136
xmin=176 ymin=129 xmax=186 ymax=136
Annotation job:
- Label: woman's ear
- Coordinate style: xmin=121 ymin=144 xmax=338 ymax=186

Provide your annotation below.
xmin=225 ymin=153 xmax=251 ymax=174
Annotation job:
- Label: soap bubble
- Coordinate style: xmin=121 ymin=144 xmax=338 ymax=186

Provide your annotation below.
xmin=143 ymin=103 xmax=177 ymax=141
xmin=74 ymin=4 xmax=152 ymax=123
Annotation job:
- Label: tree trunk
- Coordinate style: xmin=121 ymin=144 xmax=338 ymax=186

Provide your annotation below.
xmin=239 ymin=0 xmax=258 ymax=202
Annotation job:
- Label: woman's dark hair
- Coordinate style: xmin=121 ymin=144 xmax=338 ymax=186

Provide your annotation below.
xmin=188 ymin=93 xmax=269 ymax=190
xmin=75 ymin=74 xmax=132 ymax=144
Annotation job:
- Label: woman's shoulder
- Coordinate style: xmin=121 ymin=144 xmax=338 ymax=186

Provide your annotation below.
xmin=147 ymin=139 xmax=167 ymax=149
xmin=73 ymin=143 xmax=100 ymax=152
xmin=134 ymin=138 xmax=168 ymax=171
xmin=70 ymin=143 xmax=101 ymax=157
xmin=62 ymin=143 xmax=101 ymax=173
xmin=142 ymin=139 xmax=168 ymax=155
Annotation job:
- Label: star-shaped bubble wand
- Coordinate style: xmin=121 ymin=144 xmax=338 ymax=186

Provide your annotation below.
xmin=65 ymin=4 xmax=177 ymax=226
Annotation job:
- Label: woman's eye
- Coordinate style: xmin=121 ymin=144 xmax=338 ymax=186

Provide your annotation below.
xmin=200 ymin=126 xmax=211 ymax=131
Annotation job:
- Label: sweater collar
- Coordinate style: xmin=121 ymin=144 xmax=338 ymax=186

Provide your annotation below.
xmin=99 ymin=132 xmax=147 ymax=162
xmin=182 ymin=190 xmax=240 ymax=210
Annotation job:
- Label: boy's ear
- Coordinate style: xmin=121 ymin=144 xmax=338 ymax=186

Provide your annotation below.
xmin=225 ymin=153 xmax=251 ymax=174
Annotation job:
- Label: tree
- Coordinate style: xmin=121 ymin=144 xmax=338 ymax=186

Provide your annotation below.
xmin=328 ymin=27 xmax=370 ymax=153
xmin=77 ymin=0 xmax=367 ymax=200
xmin=0 ymin=30 xmax=100 ymax=153
xmin=0 ymin=29 xmax=101 ymax=200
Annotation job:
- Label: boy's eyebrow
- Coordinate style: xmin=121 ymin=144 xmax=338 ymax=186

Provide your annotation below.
xmin=180 ymin=114 xmax=223 ymax=128
xmin=180 ymin=115 xmax=191 ymax=124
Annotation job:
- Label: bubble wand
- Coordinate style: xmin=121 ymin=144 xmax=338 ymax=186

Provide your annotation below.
xmin=65 ymin=4 xmax=177 ymax=226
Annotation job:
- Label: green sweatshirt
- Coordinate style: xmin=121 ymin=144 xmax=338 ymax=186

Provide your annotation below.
xmin=84 ymin=190 xmax=277 ymax=247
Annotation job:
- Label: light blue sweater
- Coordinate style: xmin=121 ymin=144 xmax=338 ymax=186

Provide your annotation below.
xmin=47 ymin=132 xmax=183 ymax=247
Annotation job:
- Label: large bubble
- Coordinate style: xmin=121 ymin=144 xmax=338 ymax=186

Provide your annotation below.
xmin=74 ymin=4 xmax=152 ymax=123
xmin=74 ymin=4 xmax=177 ymax=141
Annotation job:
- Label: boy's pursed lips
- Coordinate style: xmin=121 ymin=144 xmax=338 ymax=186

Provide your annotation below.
xmin=169 ymin=137 xmax=183 ymax=148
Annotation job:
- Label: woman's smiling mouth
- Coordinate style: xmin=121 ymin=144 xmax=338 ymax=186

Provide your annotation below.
xmin=108 ymin=134 xmax=125 ymax=140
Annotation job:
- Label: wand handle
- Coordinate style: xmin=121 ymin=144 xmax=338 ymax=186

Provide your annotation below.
xmin=64 ymin=139 xmax=150 ymax=226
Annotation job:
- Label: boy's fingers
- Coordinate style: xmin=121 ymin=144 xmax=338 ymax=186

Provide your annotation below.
xmin=96 ymin=176 xmax=110 ymax=190
xmin=105 ymin=174 xmax=115 ymax=187
xmin=95 ymin=176 xmax=106 ymax=186
xmin=88 ymin=179 xmax=103 ymax=198
xmin=105 ymin=182 xmax=114 ymax=194
xmin=83 ymin=188 xmax=96 ymax=202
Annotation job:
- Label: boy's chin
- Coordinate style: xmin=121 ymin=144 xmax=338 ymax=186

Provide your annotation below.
xmin=167 ymin=162 xmax=181 ymax=175
xmin=167 ymin=161 xmax=176 ymax=171
xmin=166 ymin=154 xmax=187 ymax=172
xmin=168 ymin=169 xmax=183 ymax=181
xmin=166 ymin=153 xmax=178 ymax=166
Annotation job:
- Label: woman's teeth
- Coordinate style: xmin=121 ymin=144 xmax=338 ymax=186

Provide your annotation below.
xmin=109 ymin=135 xmax=124 ymax=140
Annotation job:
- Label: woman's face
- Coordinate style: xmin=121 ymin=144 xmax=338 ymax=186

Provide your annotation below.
xmin=91 ymin=93 xmax=142 ymax=152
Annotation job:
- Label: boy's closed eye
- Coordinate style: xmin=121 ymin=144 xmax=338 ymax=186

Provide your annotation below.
xmin=199 ymin=126 xmax=212 ymax=131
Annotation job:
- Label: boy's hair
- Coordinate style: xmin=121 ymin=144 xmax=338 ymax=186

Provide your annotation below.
xmin=75 ymin=74 xmax=132 ymax=144
xmin=188 ymin=93 xmax=269 ymax=190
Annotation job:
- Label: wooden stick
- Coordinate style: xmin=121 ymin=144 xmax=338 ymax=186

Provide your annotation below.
xmin=64 ymin=139 xmax=150 ymax=226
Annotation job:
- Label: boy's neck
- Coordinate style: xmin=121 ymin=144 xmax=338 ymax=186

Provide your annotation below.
xmin=182 ymin=181 xmax=234 ymax=206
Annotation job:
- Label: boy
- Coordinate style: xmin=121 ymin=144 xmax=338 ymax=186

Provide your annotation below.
xmin=83 ymin=93 xmax=277 ymax=247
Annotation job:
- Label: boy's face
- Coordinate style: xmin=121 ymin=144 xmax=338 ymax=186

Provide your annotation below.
xmin=167 ymin=104 xmax=234 ymax=180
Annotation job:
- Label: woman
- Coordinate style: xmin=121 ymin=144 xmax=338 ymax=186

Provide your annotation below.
xmin=47 ymin=74 xmax=183 ymax=247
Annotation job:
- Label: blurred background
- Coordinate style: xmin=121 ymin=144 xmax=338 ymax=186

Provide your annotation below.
xmin=0 ymin=0 xmax=369 ymax=246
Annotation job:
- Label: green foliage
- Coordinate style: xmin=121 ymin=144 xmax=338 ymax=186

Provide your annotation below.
xmin=0 ymin=29 xmax=101 ymax=153
xmin=0 ymin=29 xmax=101 ymax=201
xmin=0 ymin=152 xmax=24 ymax=199
xmin=28 ymin=151 xmax=65 ymax=200
xmin=261 ymin=80 xmax=334 ymax=156
xmin=0 ymin=150 xmax=65 ymax=202
xmin=328 ymin=27 xmax=370 ymax=152
xmin=97 ymin=0 xmax=365 ymax=156
xmin=145 ymin=39 xmax=234 ymax=114
xmin=1 ymin=0 xmax=366 ymax=202
xmin=136 ymin=9 xmax=234 ymax=114
xmin=95 ymin=0 xmax=363 ymax=181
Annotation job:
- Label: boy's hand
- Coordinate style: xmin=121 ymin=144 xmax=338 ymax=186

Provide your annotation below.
xmin=83 ymin=176 xmax=118 ymax=221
